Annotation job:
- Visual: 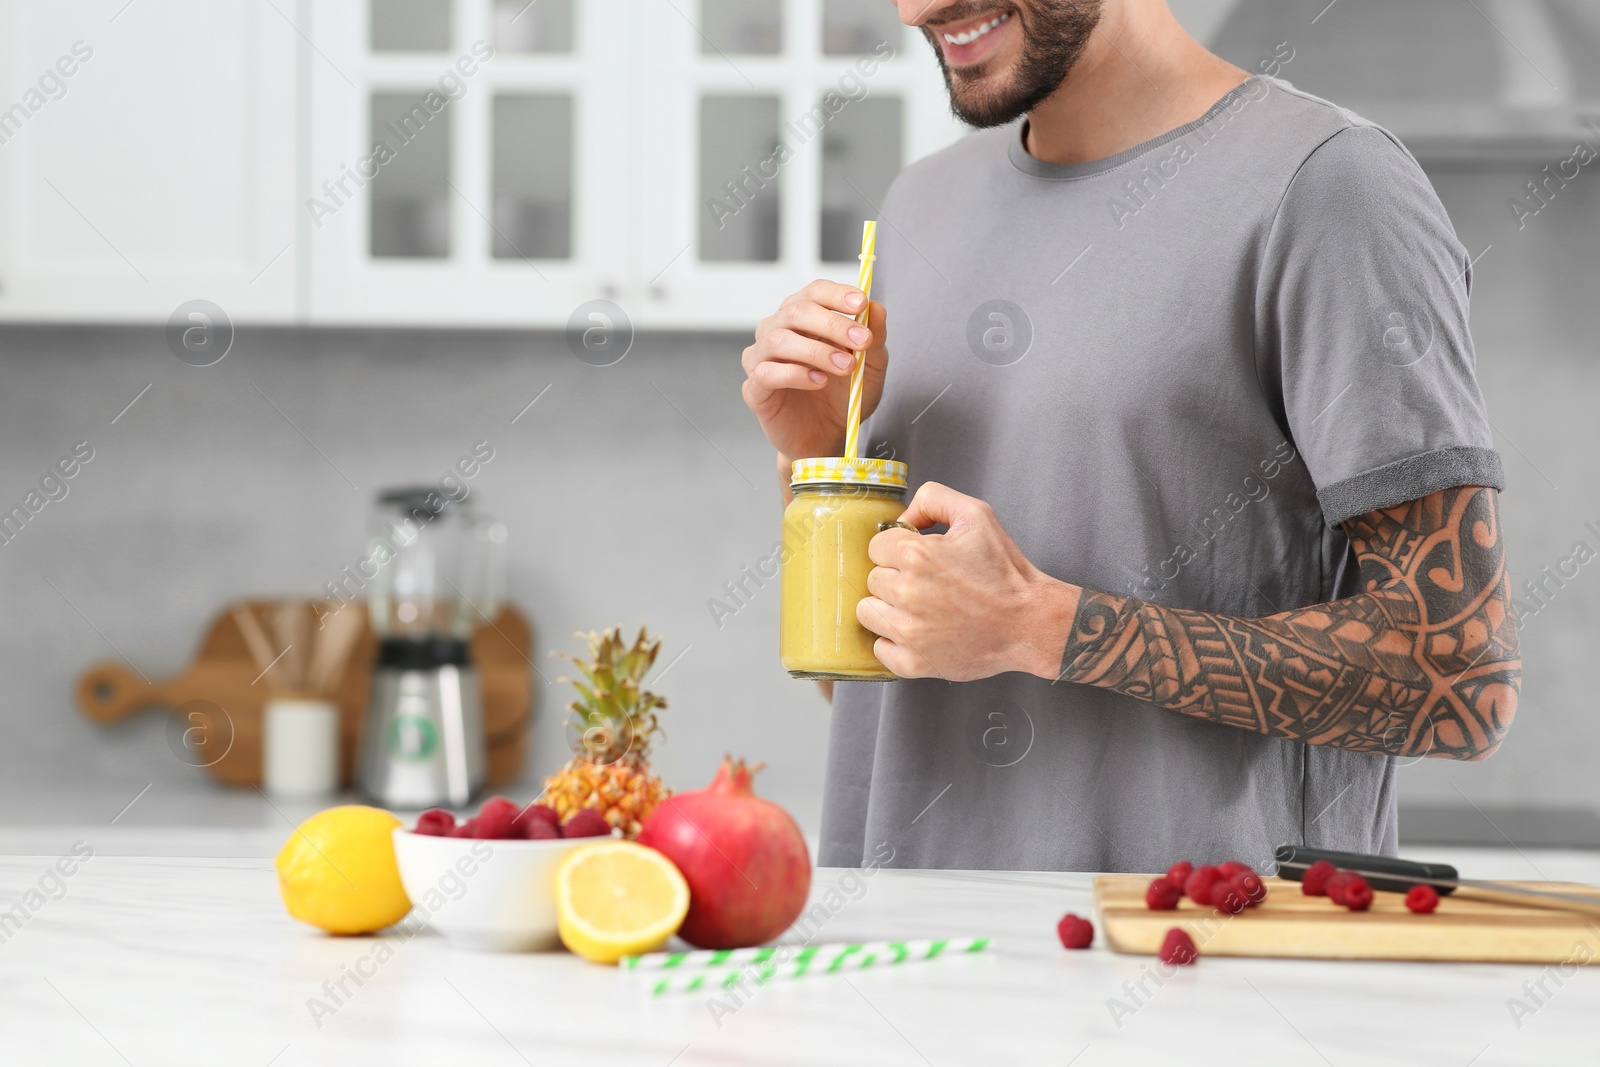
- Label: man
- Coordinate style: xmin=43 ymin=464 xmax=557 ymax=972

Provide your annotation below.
xmin=740 ymin=0 xmax=1519 ymax=872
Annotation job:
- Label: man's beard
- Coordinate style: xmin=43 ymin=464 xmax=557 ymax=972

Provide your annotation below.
xmin=924 ymin=1 xmax=1105 ymax=128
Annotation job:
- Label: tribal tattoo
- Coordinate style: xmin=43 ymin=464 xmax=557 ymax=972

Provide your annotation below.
xmin=1056 ymin=486 xmax=1519 ymax=760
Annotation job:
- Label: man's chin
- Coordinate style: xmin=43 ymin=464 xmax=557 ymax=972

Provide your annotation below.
xmin=947 ymin=77 xmax=1032 ymax=128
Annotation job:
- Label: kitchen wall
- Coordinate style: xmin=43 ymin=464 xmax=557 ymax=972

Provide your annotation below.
xmin=1390 ymin=158 xmax=1600 ymax=825
xmin=0 ymin=325 xmax=838 ymax=829
xmin=0 ymin=151 xmax=1596 ymax=841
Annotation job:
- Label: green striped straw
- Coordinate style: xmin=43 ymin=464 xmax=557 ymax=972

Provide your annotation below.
xmin=622 ymin=938 xmax=992 ymax=996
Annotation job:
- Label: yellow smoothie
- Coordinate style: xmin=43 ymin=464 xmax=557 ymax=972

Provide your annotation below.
xmin=780 ymin=458 xmax=909 ymax=681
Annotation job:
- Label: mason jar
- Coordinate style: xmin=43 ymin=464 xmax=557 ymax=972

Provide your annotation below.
xmin=780 ymin=457 xmax=910 ymax=681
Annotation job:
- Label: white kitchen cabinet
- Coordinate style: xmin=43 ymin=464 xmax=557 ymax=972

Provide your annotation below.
xmin=303 ymin=0 xmax=634 ymax=325
xmin=0 ymin=0 xmax=297 ymax=322
xmin=306 ymin=0 xmax=968 ymax=328
xmin=0 ymin=0 xmax=965 ymax=329
xmin=632 ymin=0 xmax=966 ymax=329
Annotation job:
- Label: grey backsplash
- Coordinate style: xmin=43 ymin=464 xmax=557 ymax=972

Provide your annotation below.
xmin=0 ymin=162 xmax=1595 ymax=840
xmin=0 ymin=323 xmax=838 ymax=829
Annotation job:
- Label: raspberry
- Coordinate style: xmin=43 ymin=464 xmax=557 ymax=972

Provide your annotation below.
xmin=1343 ymin=880 xmax=1374 ymax=911
xmin=449 ymin=818 xmax=480 ymax=838
xmin=1159 ymin=928 xmax=1198 ymax=966
xmin=1056 ymin=913 xmax=1094 ymax=950
xmin=1325 ymin=871 xmax=1361 ymax=906
xmin=1231 ymin=870 xmax=1267 ymax=907
xmin=1218 ymin=861 xmax=1250 ymax=878
xmin=1184 ymin=866 xmax=1223 ymax=906
xmin=1300 ymin=859 xmax=1338 ymax=897
xmin=473 ymin=796 xmax=520 ymax=839
xmin=1405 ymin=885 xmax=1440 ymax=914
xmin=521 ymin=815 xmax=560 ymax=840
xmin=1166 ymin=861 xmax=1195 ymax=891
xmin=562 ymin=808 xmax=612 ymax=838
xmin=511 ymin=803 xmax=560 ymax=838
xmin=1145 ymin=877 xmax=1182 ymax=910
xmin=1213 ymin=882 xmax=1249 ymax=914
xmin=414 ymin=808 xmax=455 ymax=836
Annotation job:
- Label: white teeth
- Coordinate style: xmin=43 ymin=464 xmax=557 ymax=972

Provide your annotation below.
xmin=943 ymin=12 xmax=1010 ymax=46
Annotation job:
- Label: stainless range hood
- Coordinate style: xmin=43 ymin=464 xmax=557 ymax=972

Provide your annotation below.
xmin=1188 ymin=0 xmax=1600 ymax=160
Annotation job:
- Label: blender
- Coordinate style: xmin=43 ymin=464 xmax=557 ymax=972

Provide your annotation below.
xmin=357 ymin=486 xmax=506 ymax=809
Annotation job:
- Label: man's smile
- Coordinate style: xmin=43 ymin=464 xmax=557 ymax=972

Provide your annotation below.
xmin=930 ymin=7 xmax=1017 ymax=68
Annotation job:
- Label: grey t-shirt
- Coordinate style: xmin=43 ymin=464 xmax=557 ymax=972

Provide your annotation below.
xmin=819 ymin=76 xmax=1504 ymax=873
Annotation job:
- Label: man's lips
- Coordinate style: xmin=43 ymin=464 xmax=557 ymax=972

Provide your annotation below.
xmin=931 ymin=8 xmax=1015 ymax=67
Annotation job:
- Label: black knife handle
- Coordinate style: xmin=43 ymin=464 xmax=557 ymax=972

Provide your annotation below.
xmin=1274 ymin=845 xmax=1460 ymax=895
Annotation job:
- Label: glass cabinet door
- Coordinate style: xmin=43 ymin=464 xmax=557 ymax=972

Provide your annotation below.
xmin=371 ymin=0 xmax=452 ymax=50
xmin=305 ymin=0 xmax=963 ymax=327
xmin=306 ymin=0 xmax=629 ymax=325
xmin=635 ymin=0 xmax=964 ymax=328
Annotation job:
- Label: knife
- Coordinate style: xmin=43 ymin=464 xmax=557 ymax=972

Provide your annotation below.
xmin=1274 ymin=845 xmax=1600 ymax=920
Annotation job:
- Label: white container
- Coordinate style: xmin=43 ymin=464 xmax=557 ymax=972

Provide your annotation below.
xmin=391 ymin=828 xmax=608 ymax=951
xmin=263 ymin=697 xmax=340 ymax=798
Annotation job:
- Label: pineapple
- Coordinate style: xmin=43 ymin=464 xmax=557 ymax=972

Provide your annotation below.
xmin=542 ymin=626 xmax=671 ymax=838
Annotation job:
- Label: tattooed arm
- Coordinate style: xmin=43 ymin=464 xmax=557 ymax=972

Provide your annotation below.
xmin=862 ymin=483 xmax=1519 ymax=761
xmin=1054 ymin=486 xmax=1519 ymax=760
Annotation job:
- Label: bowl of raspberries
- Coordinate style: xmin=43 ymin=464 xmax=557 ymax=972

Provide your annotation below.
xmin=410 ymin=796 xmax=614 ymax=842
xmin=391 ymin=796 xmax=618 ymax=951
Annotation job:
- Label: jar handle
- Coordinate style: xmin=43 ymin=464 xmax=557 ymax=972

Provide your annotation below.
xmin=877 ymin=521 xmax=918 ymax=534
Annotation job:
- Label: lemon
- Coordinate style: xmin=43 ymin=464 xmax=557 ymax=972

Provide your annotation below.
xmin=275 ymin=805 xmax=412 ymax=935
xmin=556 ymin=841 xmax=690 ymax=964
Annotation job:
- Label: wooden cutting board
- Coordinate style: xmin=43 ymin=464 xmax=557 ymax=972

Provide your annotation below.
xmin=1095 ymin=875 xmax=1600 ymax=964
xmin=74 ymin=600 xmax=535 ymax=788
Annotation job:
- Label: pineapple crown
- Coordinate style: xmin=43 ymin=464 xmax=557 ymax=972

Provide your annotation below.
xmin=556 ymin=626 xmax=667 ymax=766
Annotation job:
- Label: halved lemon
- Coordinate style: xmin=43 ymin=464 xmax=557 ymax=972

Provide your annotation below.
xmin=555 ymin=841 xmax=689 ymax=964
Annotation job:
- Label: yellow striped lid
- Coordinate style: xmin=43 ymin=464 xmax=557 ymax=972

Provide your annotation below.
xmin=790 ymin=457 xmax=907 ymax=488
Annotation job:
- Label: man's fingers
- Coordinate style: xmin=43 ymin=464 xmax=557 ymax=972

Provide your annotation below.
xmin=864 ymin=563 xmax=904 ymax=604
xmin=900 ymin=481 xmax=984 ymax=531
xmin=760 ymin=328 xmax=854 ymax=377
xmin=856 ymin=594 xmax=912 ymax=642
xmin=868 ymin=526 xmax=921 ymax=567
xmin=776 ymin=300 xmax=873 ymax=358
xmin=783 ymin=279 xmax=869 ymax=317
xmin=742 ymin=334 xmax=769 ymax=372
xmin=874 ymin=637 xmax=932 ymax=679
xmin=743 ymin=363 xmax=827 ymax=408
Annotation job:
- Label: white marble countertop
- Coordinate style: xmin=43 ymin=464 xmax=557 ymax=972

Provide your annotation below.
xmin=1 ymin=835 xmax=1598 ymax=1067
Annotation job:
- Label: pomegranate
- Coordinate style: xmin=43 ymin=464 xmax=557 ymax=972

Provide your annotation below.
xmin=637 ymin=756 xmax=811 ymax=949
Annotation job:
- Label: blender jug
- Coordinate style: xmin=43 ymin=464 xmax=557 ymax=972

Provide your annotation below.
xmin=357 ymin=486 xmax=506 ymax=808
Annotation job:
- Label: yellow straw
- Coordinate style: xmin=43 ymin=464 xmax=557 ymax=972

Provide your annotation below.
xmin=842 ymin=220 xmax=877 ymax=460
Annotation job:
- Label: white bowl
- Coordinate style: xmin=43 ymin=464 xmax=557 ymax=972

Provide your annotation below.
xmin=391 ymin=828 xmax=605 ymax=951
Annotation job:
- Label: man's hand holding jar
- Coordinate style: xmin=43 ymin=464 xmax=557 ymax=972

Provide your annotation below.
xmin=740 ymin=277 xmax=1073 ymax=685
